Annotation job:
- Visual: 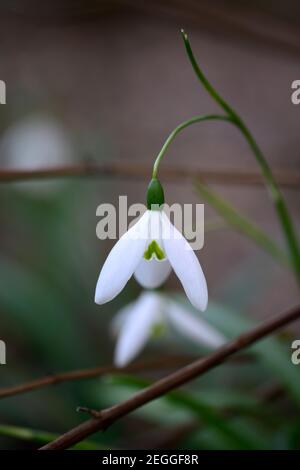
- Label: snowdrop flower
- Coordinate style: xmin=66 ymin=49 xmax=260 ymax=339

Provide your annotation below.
xmin=112 ymin=291 xmax=226 ymax=367
xmin=0 ymin=115 xmax=72 ymax=193
xmin=95 ymin=179 xmax=208 ymax=311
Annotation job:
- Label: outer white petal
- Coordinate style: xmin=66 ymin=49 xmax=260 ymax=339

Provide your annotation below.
xmin=110 ymin=302 xmax=136 ymax=336
xmin=114 ymin=292 xmax=163 ymax=367
xmin=161 ymin=211 xmax=208 ymax=311
xmin=167 ymin=301 xmax=226 ymax=348
xmin=95 ymin=211 xmax=150 ymax=304
xmin=134 ymin=258 xmax=171 ymax=288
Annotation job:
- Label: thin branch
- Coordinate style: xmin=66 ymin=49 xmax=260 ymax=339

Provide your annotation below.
xmin=0 ymin=162 xmax=299 ymax=187
xmin=39 ymin=304 xmax=300 ymax=450
xmin=150 ymin=422 xmax=198 ymax=450
xmin=0 ymin=355 xmax=193 ymax=399
xmin=0 ymin=353 xmax=253 ymax=400
xmin=256 ymin=383 xmax=285 ymax=404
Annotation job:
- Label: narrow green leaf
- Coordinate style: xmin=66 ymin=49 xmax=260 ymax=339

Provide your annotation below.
xmin=107 ymin=375 xmax=267 ymax=450
xmin=195 ymin=181 xmax=289 ymax=266
xmin=0 ymin=424 xmax=108 ymax=450
xmin=0 ymin=255 xmax=89 ymax=368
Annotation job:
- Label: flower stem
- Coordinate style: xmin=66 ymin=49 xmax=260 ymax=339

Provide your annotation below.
xmin=152 ymin=114 xmax=229 ymax=179
xmin=179 ymin=29 xmax=300 ymax=281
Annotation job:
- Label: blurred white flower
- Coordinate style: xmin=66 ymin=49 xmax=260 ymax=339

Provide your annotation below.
xmin=0 ymin=115 xmax=72 ymax=192
xmin=111 ymin=291 xmax=226 ymax=367
xmin=95 ymin=209 xmax=208 ymax=311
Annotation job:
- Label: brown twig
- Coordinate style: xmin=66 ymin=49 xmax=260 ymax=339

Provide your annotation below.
xmin=151 ymin=422 xmax=198 ymax=450
xmin=0 ymin=162 xmax=299 ymax=187
xmin=0 ymin=355 xmax=193 ymax=399
xmin=0 ymin=353 xmax=253 ymax=400
xmin=39 ymin=304 xmax=300 ymax=450
xmin=256 ymin=383 xmax=285 ymax=404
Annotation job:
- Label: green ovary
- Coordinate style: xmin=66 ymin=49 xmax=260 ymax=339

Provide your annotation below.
xmin=144 ymin=240 xmax=165 ymax=260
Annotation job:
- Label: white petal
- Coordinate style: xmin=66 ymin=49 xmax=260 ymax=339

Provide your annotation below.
xmin=95 ymin=211 xmax=150 ymax=304
xmin=134 ymin=258 xmax=171 ymax=289
xmin=161 ymin=211 xmax=208 ymax=311
xmin=110 ymin=302 xmax=136 ymax=336
xmin=114 ymin=292 xmax=163 ymax=366
xmin=148 ymin=209 xmax=162 ymax=240
xmin=167 ymin=301 xmax=226 ymax=348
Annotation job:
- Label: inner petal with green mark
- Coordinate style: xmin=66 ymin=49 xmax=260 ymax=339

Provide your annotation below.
xmin=151 ymin=321 xmax=166 ymax=338
xmin=143 ymin=240 xmax=166 ymax=260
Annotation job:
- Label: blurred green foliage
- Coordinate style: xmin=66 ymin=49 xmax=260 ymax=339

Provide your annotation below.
xmin=0 ymin=177 xmax=298 ymax=449
xmin=0 ymin=31 xmax=299 ymax=448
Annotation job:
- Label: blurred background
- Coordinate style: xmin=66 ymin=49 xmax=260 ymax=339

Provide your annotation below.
xmin=0 ymin=0 xmax=299 ymax=450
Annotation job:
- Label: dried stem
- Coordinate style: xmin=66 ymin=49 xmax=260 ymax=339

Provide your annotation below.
xmin=0 ymin=162 xmax=299 ymax=187
xmin=39 ymin=304 xmax=300 ymax=450
xmin=0 ymin=355 xmax=193 ymax=399
xmin=0 ymin=353 xmax=253 ymax=400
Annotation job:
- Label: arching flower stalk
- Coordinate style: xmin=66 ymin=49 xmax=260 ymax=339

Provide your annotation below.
xmin=111 ymin=291 xmax=225 ymax=367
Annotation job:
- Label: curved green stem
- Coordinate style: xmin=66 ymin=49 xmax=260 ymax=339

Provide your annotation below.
xmin=181 ymin=30 xmax=236 ymax=118
xmin=181 ymin=29 xmax=300 ymax=281
xmin=237 ymin=121 xmax=300 ymax=279
xmin=152 ymin=114 xmax=229 ymax=179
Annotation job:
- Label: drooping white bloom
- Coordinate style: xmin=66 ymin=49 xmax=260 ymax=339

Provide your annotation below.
xmin=112 ymin=292 xmax=226 ymax=367
xmin=1 ymin=116 xmax=72 ymax=169
xmin=95 ymin=209 xmax=208 ymax=311
xmin=0 ymin=115 xmax=72 ymax=193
